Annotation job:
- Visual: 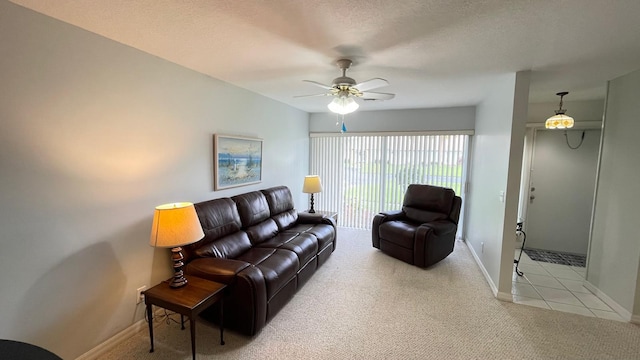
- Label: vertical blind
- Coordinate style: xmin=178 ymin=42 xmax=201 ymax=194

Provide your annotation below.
xmin=310 ymin=133 xmax=470 ymax=232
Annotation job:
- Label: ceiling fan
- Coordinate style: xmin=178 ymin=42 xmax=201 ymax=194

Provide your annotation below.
xmin=296 ymin=59 xmax=395 ymax=114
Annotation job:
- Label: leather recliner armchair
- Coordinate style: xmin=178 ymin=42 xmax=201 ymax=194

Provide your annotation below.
xmin=372 ymin=184 xmax=462 ymax=268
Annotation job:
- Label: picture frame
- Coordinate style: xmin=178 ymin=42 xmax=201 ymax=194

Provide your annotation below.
xmin=214 ymin=134 xmax=263 ymax=190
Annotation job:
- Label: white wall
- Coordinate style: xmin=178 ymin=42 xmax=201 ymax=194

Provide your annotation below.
xmin=0 ymin=2 xmax=309 ymax=359
xmin=465 ymin=71 xmax=529 ymax=299
xmin=309 ymin=107 xmax=476 ymax=133
xmin=588 ymin=68 xmax=640 ymax=317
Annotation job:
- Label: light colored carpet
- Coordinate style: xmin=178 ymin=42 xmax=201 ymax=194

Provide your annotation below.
xmin=98 ymin=228 xmax=640 ymax=360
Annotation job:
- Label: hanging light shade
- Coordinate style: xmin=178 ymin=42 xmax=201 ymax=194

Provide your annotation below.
xmin=545 ymin=91 xmax=575 ymax=129
xmin=328 ymin=96 xmax=359 ymax=115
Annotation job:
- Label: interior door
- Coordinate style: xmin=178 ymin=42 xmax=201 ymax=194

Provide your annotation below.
xmin=525 ymin=129 xmax=600 ymax=255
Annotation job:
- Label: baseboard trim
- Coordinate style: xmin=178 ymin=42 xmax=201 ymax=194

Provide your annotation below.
xmin=76 ymin=309 xmax=162 ymax=360
xmin=583 ymin=281 xmax=633 ymax=322
xmin=464 ymin=239 xmax=507 ymax=301
xmin=496 ymin=291 xmax=514 ymax=302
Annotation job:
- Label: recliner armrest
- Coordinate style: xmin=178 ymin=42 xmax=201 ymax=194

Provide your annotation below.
xmin=372 ymin=210 xmax=406 ymax=248
xmin=378 ymin=210 xmax=405 ymax=221
xmin=422 ymin=220 xmax=457 ymax=236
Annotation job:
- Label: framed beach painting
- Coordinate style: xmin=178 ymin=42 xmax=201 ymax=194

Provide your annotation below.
xmin=214 ymin=134 xmax=263 ymax=190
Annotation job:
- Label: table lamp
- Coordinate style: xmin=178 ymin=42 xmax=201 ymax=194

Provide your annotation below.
xmin=302 ymin=175 xmax=323 ymax=213
xmin=149 ymin=202 xmax=204 ymax=288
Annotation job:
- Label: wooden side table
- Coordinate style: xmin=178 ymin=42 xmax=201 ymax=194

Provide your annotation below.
xmin=143 ymin=276 xmax=226 ymax=360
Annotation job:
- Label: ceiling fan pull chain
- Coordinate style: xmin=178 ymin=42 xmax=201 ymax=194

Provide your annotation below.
xmin=341 ymin=114 xmax=347 ymax=133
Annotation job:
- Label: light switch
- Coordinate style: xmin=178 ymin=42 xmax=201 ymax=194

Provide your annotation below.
xmin=499 ymin=191 xmax=505 ymax=203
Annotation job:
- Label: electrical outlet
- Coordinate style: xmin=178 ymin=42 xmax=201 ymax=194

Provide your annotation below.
xmin=136 ymin=286 xmax=147 ymax=304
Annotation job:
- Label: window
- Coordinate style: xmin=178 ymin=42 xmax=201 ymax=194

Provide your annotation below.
xmin=310 ymin=132 xmax=470 ymax=233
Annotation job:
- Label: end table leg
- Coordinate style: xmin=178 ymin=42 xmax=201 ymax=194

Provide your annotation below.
xmin=190 ymin=316 xmax=196 ymax=360
xmin=220 ymin=299 xmax=225 ymax=345
xmin=181 ymin=314 xmax=185 ymax=330
xmin=146 ymin=303 xmax=154 ymax=353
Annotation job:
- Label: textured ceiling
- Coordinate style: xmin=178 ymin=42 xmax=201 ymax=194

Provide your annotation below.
xmin=10 ymin=0 xmax=640 ymax=113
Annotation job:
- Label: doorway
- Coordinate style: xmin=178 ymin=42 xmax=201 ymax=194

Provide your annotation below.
xmin=524 ymin=128 xmax=601 ymax=257
xmin=509 ymin=126 xmax=625 ymax=319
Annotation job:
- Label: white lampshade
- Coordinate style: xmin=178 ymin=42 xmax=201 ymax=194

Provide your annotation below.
xmin=328 ymin=96 xmax=359 ymax=115
xmin=545 ymin=114 xmax=575 ymax=129
xmin=302 ymin=175 xmax=323 ymax=194
xmin=150 ymin=202 xmax=204 ymax=248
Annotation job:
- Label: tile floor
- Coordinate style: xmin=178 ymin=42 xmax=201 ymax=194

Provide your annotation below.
xmin=512 ymin=250 xmax=625 ymax=321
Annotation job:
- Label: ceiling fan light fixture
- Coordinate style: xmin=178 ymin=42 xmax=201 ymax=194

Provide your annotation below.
xmin=328 ymin=96 xmax=359 ymax=115
xmin=297 ymin=58 xmax=394 ymax=115
xmin=545 ymin=91 xmax=575 ymax=129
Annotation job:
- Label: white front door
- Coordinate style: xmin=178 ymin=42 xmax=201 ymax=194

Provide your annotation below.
xmin=525 ymin=129 xmax=600 ymax=255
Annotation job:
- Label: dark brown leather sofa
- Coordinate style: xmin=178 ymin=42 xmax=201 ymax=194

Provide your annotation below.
xmin=372 ymin=184 xmax=461 ymax=268
xmin=182 ymin=186 xmax=336 ymax=336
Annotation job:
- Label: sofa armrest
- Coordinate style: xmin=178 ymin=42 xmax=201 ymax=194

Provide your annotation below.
xmin=185 ymin=257 xmax=251 ymax=285
xmin=186 ymin=257 xmax=268 ymax=335
xmin=297 ymin=212 xmax=336 ymax=228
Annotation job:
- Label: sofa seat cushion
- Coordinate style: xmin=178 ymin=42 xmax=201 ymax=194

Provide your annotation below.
xmin=257 ymin=233 xmax=318 ymax=266
xmin=283 ymin=223 xmax=315 ymax=234
xmin=237 ymin=248 xmax=299 ymax=300
xmin=378 ymin=221 xmax=417 ymax=249
xmin=305 ymin=224 xmax=336 ymax=250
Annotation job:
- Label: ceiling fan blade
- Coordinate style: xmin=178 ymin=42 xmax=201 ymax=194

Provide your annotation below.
xmin=294 ymin=93 xmax=331 ymax=98
xmin=353 ymin=78 xmax=389 ymax=92
xmin=303 ymin=80 xmax=334 ymax=90
xmin=360 ymin=91 xmax=395 ymax=100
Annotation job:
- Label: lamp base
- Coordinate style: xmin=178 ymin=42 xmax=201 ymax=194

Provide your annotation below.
xmin=170 ymin=247 xmax=188 ymax=288
xmin=308 ymin=193 xmax=316 ymax=213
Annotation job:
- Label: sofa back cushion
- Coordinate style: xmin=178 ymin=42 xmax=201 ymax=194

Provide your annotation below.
xmin=233 ymin=191 xmax=271 ymax=226
xmin=194 ymin=231 xmax=252 ymax=259
xmin=185 ymin=198 xmax=251 ymax=262
xmin=233 ymin=191 xmax=279 ymax=244
xmin=245 ymin=220 xmax=279 ymax=245
xmin=262 ymin=186 xmax=299 ymax=230
xmin=402 ymin=184 xmax=454 ymax=223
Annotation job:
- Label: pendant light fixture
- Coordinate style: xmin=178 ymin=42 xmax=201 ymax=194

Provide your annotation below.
xmin=545 ymin=91 xmax=574 ymax=129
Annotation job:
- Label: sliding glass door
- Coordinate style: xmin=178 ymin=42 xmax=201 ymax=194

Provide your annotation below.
xmin=309 ymin=132 xmax=470 ymax=234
